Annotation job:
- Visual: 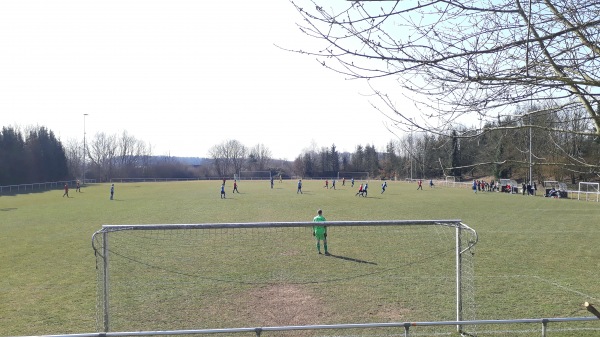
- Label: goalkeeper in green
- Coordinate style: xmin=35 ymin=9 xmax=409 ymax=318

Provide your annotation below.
xmin=312 ymin=209 xmax=329 ymax=255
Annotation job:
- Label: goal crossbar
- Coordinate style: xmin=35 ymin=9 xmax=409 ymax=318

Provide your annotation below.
xmin=237 ymin=171 xmax=271 ymax=180
xmin=92 ymin=220 xmax=477 ymax=335
xmin=95 ymin=219 xmax=466 ymax=231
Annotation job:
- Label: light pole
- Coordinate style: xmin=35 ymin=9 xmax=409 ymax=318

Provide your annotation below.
xmin=83 ymin=114 xmax=89 ymax=185
xmin=409 ymin=118 xmax=414 ymax=181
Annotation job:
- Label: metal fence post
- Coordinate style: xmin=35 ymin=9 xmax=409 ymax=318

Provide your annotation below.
xmin=102 ymin=231 xmax=110 ymax=332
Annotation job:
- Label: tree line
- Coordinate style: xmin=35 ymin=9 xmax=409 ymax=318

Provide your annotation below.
xmin=2 ymin=107 xmax=599 ymax=186
xmin=0 ymin=126 xmax=68 ymax=185
xmin=290 ymin=0 xmax=600 ymax=185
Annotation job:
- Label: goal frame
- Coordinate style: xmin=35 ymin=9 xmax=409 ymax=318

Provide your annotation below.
xmin=237 ymin=171 xmax=272 ymax=180
xmin=92 ymin=220 xmax=477 ymax=334
xmin=445 ymin=176 xmax=456 ymax=187
xmin=578 ymin=182 xmax=600 ymax=202
xmin=337 ymin=171 xmax=370 ymax=180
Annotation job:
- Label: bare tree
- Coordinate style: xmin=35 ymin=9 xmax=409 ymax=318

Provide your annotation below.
xmin=290 ymin=0 xmax=600 ymax=167
xmin=63 ymin=138 xmax=83 ymax=179
xmin=116 ymin=131 xmax=152 ymax=177
xmin=228 ymin=140 xmax=247 ymax=176
xmin=209 ymin=139 xmax=248 ymax=178
xmin=88 ymin=132 xmax=118 ymax=181
xmin=209 ymin=142 xmax=230 ymax=178
xmin=247 ymin=143 xmax=272 ymax=171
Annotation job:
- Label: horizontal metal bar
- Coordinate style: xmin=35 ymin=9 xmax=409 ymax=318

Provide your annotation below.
xmin=14 ymin=316 xmax=599 ymax=337
xmin=100 ymin=220 xmax=464 ymax=231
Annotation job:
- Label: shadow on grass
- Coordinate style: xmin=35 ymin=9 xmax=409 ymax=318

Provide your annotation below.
xmin=1 ymin=207 xmax=18 ymax=211
xmin=327 ymin=253 xmax=377 ymax=265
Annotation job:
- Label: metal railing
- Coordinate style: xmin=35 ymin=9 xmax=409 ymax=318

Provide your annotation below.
xmin=0 ymin=179 xmax=96 ymax=195
xmin=12 ymin=316 xmax=600 ymax=337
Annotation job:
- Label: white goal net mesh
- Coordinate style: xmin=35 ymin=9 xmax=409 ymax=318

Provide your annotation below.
xmin=93 ymin=221 xmax=477 ymax=335
xmin=238 ymin=171 xmax=271 ymax=180
xmin=578 ymin=182 xmax=599 ymax=202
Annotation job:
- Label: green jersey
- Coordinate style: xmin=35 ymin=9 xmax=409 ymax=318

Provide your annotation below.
xmin=313 ymin=215 xmax=327 ymax=239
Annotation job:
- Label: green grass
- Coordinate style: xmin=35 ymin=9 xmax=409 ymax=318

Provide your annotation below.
xmin=1 ymin=180 xmax=599 ymax=336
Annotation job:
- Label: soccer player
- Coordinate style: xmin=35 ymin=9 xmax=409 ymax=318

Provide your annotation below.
xmin=297 ymin=179 xmax=303 ymax=194
xmin=75 ymin=180 xmax=81 ymax=192
xmin=63 ymin=183 xmax=69 ymax=198
xmin=381 ymin=181 xmax=387 ymax=194
xmin=221 ymin=183 xmax=226 ymax=199
xmin=429 ymin=179 xmax=434 ymax=188
xmin=351 ymin=177 xmax=355 ymax=187
xmin=233 ymin=180 xmax=239 ymax=193
xmin=312 ymin=209 xmax=329 ymax=255
xmin=270 ymin=176 xmax=274 ymax=189
xmin=417 ymin=179 xmax=423 ymax=190
xmin=331 ymin=179 xmax=336 ymax=190
xmin=355 ymin=183 xmax=363 ymax=196
xmin=110 ymin=184 xmax=114 ymax=200
xmin=363 ymin=182 xmax=369 ymax=197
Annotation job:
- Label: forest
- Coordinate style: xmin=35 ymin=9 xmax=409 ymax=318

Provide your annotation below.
xmin=2 ymin=105 xmax=598 ymax=186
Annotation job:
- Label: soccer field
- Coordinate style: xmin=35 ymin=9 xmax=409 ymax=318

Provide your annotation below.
xmin=1 ymin=179 xmax=599 ymax=336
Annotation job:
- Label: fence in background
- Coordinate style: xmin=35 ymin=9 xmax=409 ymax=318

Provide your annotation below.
xmin=4 ymin=178 xmax=599 ymax=203
xmin=0 ymin=179 xmax=96 ymax=195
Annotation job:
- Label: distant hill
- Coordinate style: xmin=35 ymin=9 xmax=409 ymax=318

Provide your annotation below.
xmin=150 ymin=156 xmax=207 ymax=165
xmin=176 ymin=157 xmax=207 ymax=165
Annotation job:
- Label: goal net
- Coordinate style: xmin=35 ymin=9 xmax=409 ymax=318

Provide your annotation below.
xmin=238 ymin=171 xmax=271 ymax=180
xmin=92 ymin=220 xmax=477 ymax=335
xmin=338 ymin=172 xmax=369 ymax=180
xmin=578 ymin=182 xmax=599 ymax=202
xmin=445 ymin=176 xmax=456 ymax=187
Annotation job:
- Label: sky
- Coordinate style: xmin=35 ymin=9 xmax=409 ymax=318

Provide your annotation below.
xmin=0 ymin=0 xmax=414 ymax=160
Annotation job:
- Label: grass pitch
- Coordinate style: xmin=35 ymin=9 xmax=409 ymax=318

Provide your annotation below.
xmin=1 ymin=179 xmax=599 ymax=336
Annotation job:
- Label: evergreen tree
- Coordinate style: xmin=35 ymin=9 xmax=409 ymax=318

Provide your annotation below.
xmin=25 ymin=127 xmax=69 ymax=182
xmin=0 ymin=127 xmax=27 ymax=185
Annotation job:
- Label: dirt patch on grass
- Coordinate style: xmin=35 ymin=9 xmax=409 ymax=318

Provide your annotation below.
xmin=239 ymin=283 xmax=327 ymax=326
xmin=370 ymin=304 xmax=411 ymax=321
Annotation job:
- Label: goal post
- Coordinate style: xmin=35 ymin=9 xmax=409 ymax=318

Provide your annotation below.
xmin=337 ymin=171 xmax=369 ymax=180
xmin=578 ymin=182 xmax=600 ymax=202
xmin=445 ymin=176 xmax=456 ymax=187
xmin=92 ymin=220 xmax=477 ymax=335
xmin=238 ymin=171 xmax=272 ymax=180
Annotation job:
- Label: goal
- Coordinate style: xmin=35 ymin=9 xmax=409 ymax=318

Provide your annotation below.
xmin=445 ymin=175 xmax=456 ymax=187
xmin=238 ymin=171 xmax=271 ymax=180
xmin=578 ymin=182 xmax=599 ymax=202
xmin=92 ymin=220 xmax=477 ymax=335
xmin=338 ymin=171 xmax=369 ymax=180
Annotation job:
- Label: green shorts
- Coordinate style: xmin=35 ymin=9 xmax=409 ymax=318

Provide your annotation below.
xmin=314 ymin=226 xmax=326 ymax=240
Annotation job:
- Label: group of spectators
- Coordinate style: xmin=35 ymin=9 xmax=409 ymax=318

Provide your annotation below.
xmin=471 ymin=179 xmax=538 ymax=195
xmin=473 ymin=180 xmax=497 ymax=192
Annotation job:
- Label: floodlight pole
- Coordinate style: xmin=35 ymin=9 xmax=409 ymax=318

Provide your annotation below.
xmin=409 ymin=121 xmax=414 ymax=181
xmin=526 ymin=0 xmax=533 ymax=189
xmin=83 ymin=114 xmax=88 ymax=185
xmin=529 ymin=114 xmax=532 ymax=187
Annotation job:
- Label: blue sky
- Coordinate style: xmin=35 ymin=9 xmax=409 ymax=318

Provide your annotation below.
xmin=0 ymin=0 xmax=415 ymax=160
